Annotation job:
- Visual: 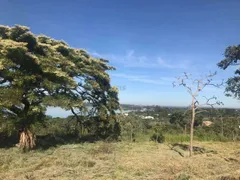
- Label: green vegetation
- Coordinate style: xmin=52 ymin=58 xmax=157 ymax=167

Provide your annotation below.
xmin=0 ymin=24 xmax=240 ymax=179
xmin=0 ymin=25 xmax=120 ymax=150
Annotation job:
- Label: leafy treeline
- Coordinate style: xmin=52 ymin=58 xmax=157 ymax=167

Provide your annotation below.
xmin=0 ymin=25 xmax=120 ymax=150
xmin=32 ymin=107 xmax=239 ymax=146
xmin=119 ymin=107 xmax=240 ymax=143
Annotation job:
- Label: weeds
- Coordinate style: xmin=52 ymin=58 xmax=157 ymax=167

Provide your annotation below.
xmin=90 ymin=142 xmax=115 ymax=155
xmin=176 ymin=174 xmax=191 ymax=180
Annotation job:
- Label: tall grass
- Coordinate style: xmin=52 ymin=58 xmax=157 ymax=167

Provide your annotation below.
xmin=164 ymin=134 xmax=190 ymax=143
xmin=164 ymin=133 xmax=229 ymax=143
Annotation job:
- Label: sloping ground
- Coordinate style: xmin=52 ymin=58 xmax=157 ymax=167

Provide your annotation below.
xmin=0 ymin=141 xmax=239 ymax=180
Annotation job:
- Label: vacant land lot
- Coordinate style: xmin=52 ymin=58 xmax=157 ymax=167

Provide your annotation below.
xmin=0 ymin=141 xmax=239 ymax=180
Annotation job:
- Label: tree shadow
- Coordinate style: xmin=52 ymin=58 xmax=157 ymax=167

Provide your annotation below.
xmin=35 ymin=134 xmax=98 ymax=150
xmin=0 ymin=133 xmax=19 ymax=149
xmin=0 ymin=133 xmax=118 ymax=150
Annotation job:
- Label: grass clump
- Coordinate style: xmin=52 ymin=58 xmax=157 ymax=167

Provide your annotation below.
xmin=91 ymin=142 xmax=115 ymax=155
xmin=176 ymin=173 xmax=191 ymax=180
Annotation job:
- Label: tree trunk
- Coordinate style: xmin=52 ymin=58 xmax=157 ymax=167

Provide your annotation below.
xmin=221 ymin=116 xmax=224 ymax=136
xmin=17 ymin=128 xmax=36 ymax=150
xmin=130 ymin=126 xmax=133 ymax=142
xmin=81 ymin=123 xmax=84 ymax=137
xmin=190 ymin=100 xmax=195 ymax=157
xmin=184 ymin=124 xmax=187 ymax=135
xmin=190 ymin=117 xmax=194 ymax=156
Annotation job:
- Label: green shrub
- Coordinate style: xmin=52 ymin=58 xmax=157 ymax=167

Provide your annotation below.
xmin=194 ymin=127 xmax=228 ymax=142
xmin=158 ymin=124 xmax=183 ymax=134
xmin=150 ymin=132 xmax=165 ymax=143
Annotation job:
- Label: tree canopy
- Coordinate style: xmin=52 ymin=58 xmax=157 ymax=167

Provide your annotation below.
xmin=218 ymin=45 xmax=240 ymax=99
xmin=0 ymin=25 xmax=120 ymax=149
xmin=169 ymin=111 xmax=186 ymax=128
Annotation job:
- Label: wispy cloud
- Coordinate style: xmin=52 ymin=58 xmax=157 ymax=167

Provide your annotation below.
xmin=111 ymin=73 xmax=174 ymax=86
xmin=90 ymin=50 xmax=191 ymax=69
xmin=157 ymin=58 xmax=175 ymax=68
xmin=157 ymin=57 xmax=190 ymax=69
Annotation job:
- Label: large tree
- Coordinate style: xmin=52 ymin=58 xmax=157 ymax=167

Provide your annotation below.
xmin=0 ymin=25 xmax=120 ymax=150
xmin=218 ymin=45 xmax=240 ymax=99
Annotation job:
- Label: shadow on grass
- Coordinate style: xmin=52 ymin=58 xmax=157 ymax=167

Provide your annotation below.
xmin=0 ymin=133 xmax=100 ymax=150
xmin=0 ymin=133 xmax=18 ymax=149
xmin=35 ymin=134 xmax=99 ymax=150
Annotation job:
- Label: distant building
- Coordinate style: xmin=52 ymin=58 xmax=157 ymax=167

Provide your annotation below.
xmin=140 ymin=108 xmax=147 ymax=112
xmin=202 ymin=121 xmax=213 ymax=127
xmin=143 ymin=116 xmax=154 ymax=120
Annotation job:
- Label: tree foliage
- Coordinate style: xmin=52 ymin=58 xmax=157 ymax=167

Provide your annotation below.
xmin=169 ymin=111 xmax=187 ymax=128
xmin=194 ymin=115 xmax=203 ymax=127
xmin=0 ymin=25 xmax=120 ymax=149
xmin=218 ymin=45 xmax=240 ymax=99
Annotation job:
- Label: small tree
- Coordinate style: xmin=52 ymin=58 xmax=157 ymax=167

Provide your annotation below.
xmin=173 ymin=72 xmax=223 ymax=156
xmin=215 ymin=109 xmax=226 ymax=137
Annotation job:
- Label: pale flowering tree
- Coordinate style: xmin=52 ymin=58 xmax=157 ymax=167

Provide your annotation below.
xmin=0 ymin=25 xmax=120 ymax=150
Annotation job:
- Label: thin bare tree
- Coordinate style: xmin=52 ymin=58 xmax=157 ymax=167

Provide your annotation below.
xmin=173 ymin=72 xmax=223 ymax=156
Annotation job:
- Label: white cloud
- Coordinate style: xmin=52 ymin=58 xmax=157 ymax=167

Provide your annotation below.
xmin=157 ymin=57 xmax=190 ymax=69
xmin=91 ymin=51 xmax=102 ymax=58
xmin=90 ymin=50 xmax=191 ymax=69
xmin=157 ymin=57 xmax=175 ymax=68
xmin=111 ymin=73 xmax=173 ymax=86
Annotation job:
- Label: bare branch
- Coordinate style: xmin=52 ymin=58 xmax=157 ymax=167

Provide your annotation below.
xmin=194 ymin=100 xmax=199 ymax=108
xmin=207 ymin=79 xmax=224 ymax=88
xmin=172 ymin=81 xmax=176 ymax=87
xmin=200 ymin=96 xmax=223 ymax=108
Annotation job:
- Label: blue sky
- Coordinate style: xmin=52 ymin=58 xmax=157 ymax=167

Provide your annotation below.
xmin=1 ymin=0 xmax=240 ymax=116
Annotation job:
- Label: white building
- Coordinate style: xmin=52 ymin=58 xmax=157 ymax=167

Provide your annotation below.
xmin=143 ymin=116 xmax=154 ymax=120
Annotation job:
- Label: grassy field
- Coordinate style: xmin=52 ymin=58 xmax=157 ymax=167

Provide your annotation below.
xmin=0 ymin=141 xmax=240 ymax=180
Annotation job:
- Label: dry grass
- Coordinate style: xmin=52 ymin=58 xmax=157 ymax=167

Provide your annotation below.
xmin=0 ymin=141 xmax=239 ymax=180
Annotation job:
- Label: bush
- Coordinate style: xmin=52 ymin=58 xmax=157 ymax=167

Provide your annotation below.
xmin=150 ymin=132 xmax=165 ymax=143
xmin=194 ymin=127 xmax=228 ymax=141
